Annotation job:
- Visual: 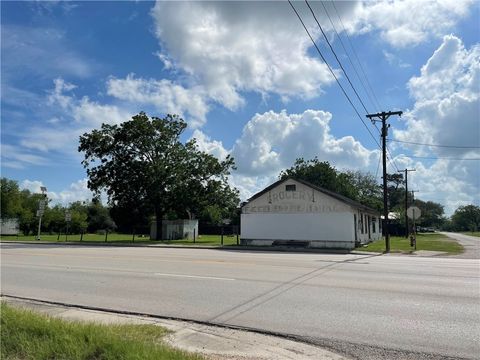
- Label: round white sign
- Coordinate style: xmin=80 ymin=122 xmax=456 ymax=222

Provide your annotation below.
xmin=407 ymin=206 xmax=421 ymax=220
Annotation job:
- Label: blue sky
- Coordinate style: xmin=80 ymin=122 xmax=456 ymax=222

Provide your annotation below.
xmin=1 ymin=0 xmax=479 ymax=216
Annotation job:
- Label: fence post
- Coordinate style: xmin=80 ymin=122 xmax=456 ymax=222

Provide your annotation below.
xmin=80 ymin=232 xmax=83 ymax=242
xmin=132 ymin=229 xmax=135 ymax=243
xmin=105 ymin=230 xmax=108 ymax=242
xmin=193 ymin=228 xmax=196 ymax=243
xmin=236 ymin=225 xmax=239 ymax=245
xmin=221 ymin=226 xmax=224 ymax=246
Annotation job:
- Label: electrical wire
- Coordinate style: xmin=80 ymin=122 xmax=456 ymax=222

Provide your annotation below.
xmin=389 ymin=139 xmax=480 ymax=149
xmin=373 ymin=121 xmax=400 ymax=172
xmin=400 ymin=155 xmax=480 ymax=161
xmin=319 ymin=1 xmax=379 ymax=113
xmin=331 ymin=1 xmax=382 ymax=111
xmin=305 ymin=0 xmax=370 ymax=114
xmin=374 ymin=152 xmax=381 ymax=181
xmin=287 ymin=0 xmax=381 ymax=150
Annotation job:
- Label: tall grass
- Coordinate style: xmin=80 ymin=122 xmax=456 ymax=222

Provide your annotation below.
xmin=0 ymin=302 xmax=204 ymax=360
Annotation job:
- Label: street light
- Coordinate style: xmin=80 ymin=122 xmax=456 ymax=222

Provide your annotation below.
xmin=36 ymin=186 xmax=47 ymax=241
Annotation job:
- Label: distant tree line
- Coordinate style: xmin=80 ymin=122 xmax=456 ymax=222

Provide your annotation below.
xmin=0 ymin=178 xmax=117 ymax=235
xmin=1 ymin=176 xmax=241 ymax=236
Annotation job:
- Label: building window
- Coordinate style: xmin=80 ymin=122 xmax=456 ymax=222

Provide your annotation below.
xmin=285 ymin=184 xmax=296 ymax=192
xmin=372 ymin=217 xmax=376 ymax=233
xmin=360 ymin=214 xmax=364 ymax=234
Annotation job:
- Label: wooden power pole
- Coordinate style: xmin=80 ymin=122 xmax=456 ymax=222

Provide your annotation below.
xmin=366 ymin=111 xmax=402 ymax=253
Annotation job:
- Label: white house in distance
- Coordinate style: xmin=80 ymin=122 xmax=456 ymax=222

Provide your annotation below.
xmin=241 ymin=177 xmax=382 ymax=250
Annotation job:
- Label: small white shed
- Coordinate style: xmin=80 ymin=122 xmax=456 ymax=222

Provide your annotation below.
xmin=241 ymin=178 xmax=381 ymax=249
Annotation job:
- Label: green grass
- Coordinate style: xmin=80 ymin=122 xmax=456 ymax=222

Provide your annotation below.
xmin=0 ymin=302 xmax=204 ymax=360
xmin=356 ymin=233 xmax=464 ymax=255
xmin=0 ymin=233 xmax=151 ymax=243
xmin=160 ymin=234 xmax=240 ymax=246
xmin=0 ymin=233 xmax=240 ymax=246
xmin=461 ymin=231 xmax=480 ymax=237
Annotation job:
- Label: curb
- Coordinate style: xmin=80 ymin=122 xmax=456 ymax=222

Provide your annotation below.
xmin=0 ymin=240 xmax=357 ymax=254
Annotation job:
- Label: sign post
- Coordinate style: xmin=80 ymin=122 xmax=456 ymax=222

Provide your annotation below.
xmin=36 ymin=199 xmax=46 ymax=241
xmin=65 ymin=210 xmax=72 ymax=242
xmin=407 ymin=206 xmax=421 ymax=250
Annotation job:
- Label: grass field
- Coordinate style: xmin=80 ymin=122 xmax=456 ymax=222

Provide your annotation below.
xmin=357 ymin=233 xmax=464 ymax=254
xmin=461 ymin=232 xmax=480 ymax=237
xmin=0 ymin=302 xmax=204 ymax=360
xmin=0 ymin=233 xmax=240 ymax=246
xmin=0 ymin=233 xmax=152 ymax=243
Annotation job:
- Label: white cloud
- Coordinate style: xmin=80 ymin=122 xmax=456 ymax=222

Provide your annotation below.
xmin=190 ymin=130 xmax=229 ymax=161
xmin=184 ymin=109 xmax=380 ymax=201
xmin=349 ymin=0 xmax=473 ymax=47
xmin=231 ymin=109 xmax=377 ymax=177
xmin=391 ymin=35 xmax=480 ymax=215
xmin=19 ymin=78 xmax=134 ymax=154
xmin=20 ymin=179 xmax=45 ymax=193
xmin=1 ymin=25 xmax=92 ymax=81
xmin=1 ymin=144 xmax=48 ymax=169
xmin=150 ymin=1 xmax=335 ymax=110
xmin=20 ymin=178 xmax=94 ymax=205
xmin=107 ymin=74 xmax=208 ymax=127
xmin=394 ymin=35 xmax=480 ymax=158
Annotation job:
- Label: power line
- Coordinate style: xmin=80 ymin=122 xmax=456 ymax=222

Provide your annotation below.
xmin=287 ymin=0 xmax=381 ymax=150
xmin=320 ymin=1 xmax=379 ymax=113
xmin=399 ymin=155 xmax=480 ymax=161
xmin=331 ymin=1 xmax=382 ymax=111
xmin=374 ymin=152 xmax=381 ymax=180
xmin=389 ymin=139 xmax=480 ymax=149
xmin=386 ymin=147 xmax=401 ymax=172
xmin=304 ymin=0 xmax=370 ymax=114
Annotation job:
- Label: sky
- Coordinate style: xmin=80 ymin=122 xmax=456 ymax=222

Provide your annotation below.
xmin=1 ymin=0 xmax=479 ymax=216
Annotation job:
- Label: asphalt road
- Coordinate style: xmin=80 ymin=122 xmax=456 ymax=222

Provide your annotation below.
xmin=1 ymin=243 xmax=479 ymax=359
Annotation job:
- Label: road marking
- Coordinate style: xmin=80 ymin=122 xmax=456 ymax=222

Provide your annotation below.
xmin=154 ymin=273 xmax=235 ymax=281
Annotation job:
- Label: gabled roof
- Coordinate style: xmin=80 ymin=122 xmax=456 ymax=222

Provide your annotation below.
xmin=245 ymin=177 xmax=380 ymax=214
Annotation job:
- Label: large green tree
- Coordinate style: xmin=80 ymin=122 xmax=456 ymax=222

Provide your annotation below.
xmin=279 ymin=158 xmax=383 ymax=210
xmin=451 ymin=205 xmax=480 ymax=232
xmin=78 ymin=112 xmax=238 ymax=239
xmin=412 ymin=199 xmax=445 ymax=228
xmin=1 ymin=178 xmax=45 ymax=235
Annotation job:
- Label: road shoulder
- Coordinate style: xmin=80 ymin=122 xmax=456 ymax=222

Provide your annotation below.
xmin=1 ymin=296 xmax=348 ymax=360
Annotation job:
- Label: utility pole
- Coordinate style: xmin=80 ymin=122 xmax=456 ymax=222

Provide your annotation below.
xmin=398 ymin=168 xmax=416 ymax=238
xmin=366 ymin=111 xmax=402 ymax=253
xmin=411 ymin=190 xmax=419 ymax=234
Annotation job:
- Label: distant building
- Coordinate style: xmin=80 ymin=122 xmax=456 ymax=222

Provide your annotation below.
xmin=1 ymin=218 xmax=19 ymax=235
xmin=241 ymin=178 xmax=381 ymax=249
xmin=150 ymin=219 xmax=198 ymax=240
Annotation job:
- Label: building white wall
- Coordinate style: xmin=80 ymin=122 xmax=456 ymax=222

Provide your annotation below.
xmin=356 ymin=212 xmax=382 ymax=244
xmin=242 ymin=212 xmax=355 ymax=243
xmin=0 ymin=218 xmax=19 ymax=235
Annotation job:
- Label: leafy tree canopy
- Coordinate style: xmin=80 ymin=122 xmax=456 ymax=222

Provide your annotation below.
xmin=451 ymin=205 xmax=480 ymax=232
xmin=279 ymin=158 xmax=383 ymax=211
xmin=78 ymin=112 xmax=239 ymax=239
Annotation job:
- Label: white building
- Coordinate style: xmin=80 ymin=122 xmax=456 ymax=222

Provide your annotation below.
xmin=0 ymin=218 xmax=19 ymax=235
xmin=241 ymin=178 xmax=382 ymax=249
